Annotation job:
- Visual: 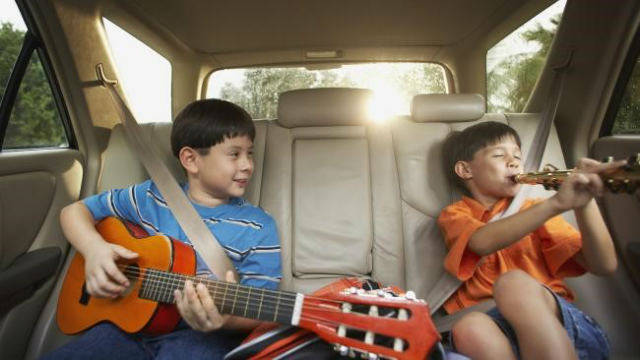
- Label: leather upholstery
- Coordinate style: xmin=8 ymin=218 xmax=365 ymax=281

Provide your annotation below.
xmin=411 ymin=93 xmax=485 ymax=122
xmin=277 ymin=88 xmax=373 ymax=128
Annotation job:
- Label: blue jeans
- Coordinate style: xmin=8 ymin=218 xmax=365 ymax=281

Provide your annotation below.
xmin=486 ymin=291 xmax=610 ymax=360
xmin=41 ymin=322 xmax=245 ymax=360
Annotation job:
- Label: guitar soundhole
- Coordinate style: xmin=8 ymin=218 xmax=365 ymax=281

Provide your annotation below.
xmin=122 ymin=263 xmax=140 ymax=297
xmin=79 ymin=283 xmax=90 ymax=305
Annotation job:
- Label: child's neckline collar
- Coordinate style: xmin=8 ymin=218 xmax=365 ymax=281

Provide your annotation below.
xmin=461 ymin=196 xmax=511 ymax=220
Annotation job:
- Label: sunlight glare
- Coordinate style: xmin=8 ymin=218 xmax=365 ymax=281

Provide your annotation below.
xmin=367 ymin=85 xmax=405 ymax=123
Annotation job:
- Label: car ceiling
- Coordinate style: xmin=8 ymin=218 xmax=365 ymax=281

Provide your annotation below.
xmin=121 ymin=0 xmax=536 ymax=54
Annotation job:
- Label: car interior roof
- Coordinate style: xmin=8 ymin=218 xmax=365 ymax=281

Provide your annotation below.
xmin=104 ymin=0 xmax=556 ymax=67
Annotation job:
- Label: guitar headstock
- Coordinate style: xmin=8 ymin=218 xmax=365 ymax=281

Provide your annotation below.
xmin=601 ymin=153 xmax=640 ymax=193
xmin=298 ymin=287 xmax=440 ymax=360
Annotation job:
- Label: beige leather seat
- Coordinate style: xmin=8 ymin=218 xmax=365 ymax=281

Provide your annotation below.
xmin=261 ymin=88 xmax=406 ymax=293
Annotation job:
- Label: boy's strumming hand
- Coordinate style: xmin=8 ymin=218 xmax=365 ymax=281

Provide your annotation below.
xmin=175 ymin=270 xmax=235 ymax=332
xmin=550 ymin=158 xmax=626 ymax=212
xmin=84 ymin=242 xmax=138 ymax=298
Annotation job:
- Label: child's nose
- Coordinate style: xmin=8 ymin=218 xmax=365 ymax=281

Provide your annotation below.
xmin=240 ymin=156 xmax=253 ymax=171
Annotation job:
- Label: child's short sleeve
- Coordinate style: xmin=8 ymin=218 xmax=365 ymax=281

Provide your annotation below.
xmin=437 ymin=204 xmax=483 ymax=281
xmin=82 ymin=181 xmax=149 ymax=224
xmin=536 ymin=214 xmax=585 ymax=277
xmin=237 ymin=216 xmax=282 ymax=290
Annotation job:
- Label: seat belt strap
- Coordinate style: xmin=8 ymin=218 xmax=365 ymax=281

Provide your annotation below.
xmin=426 ymin=51 xmax=574 ymax=318
xmin=96 ymin=64 xmax=236 ymax=281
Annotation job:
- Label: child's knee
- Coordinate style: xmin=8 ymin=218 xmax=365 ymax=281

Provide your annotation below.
xmin=452 ymin=312 xmax=497 ymax=351
xmin=494 ymin=270 xmax=536 ymax=300
xmin=494 ymin=270 xmax=554 ymax=315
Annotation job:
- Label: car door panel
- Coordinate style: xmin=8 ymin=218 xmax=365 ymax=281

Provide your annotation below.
xmin=592 ymin=136 xmax=640 ymax=286
xmin=0 ymin=148 xmax=82 ymax=360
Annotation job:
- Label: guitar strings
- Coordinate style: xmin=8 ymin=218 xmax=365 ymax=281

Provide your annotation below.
xmin=116 ymin=266 xmax=409 ymax=322
xmin=129 ymin=267 xmax=409 ymax=316
xmin=120 ymin=266 xmax=298 ymax=307
xmin=118 ymin=265 xmax=347 ymax=307
xmin=111 ymin=266 xmax=416 ymax=336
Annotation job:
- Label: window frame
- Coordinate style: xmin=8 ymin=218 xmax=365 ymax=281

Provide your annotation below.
xmin=204 ymin=61 xmax=453 ymax=119
xmin=600 ymin=25 xmax=640 ymax=137
xmin=0 ymin=0 xmax=76 ymax=151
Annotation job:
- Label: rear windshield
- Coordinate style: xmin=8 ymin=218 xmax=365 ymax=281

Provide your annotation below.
xmin=206 ymin=63 xmax=447 ymax=120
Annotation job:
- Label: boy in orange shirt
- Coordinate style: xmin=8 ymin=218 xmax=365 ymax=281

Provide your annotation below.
xmin=438 ymin=121 xmax=621 ymax=360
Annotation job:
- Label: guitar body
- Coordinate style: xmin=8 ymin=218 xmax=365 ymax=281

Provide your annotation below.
xmin=57 ymin=217 xmax=196 ymax=335
xmin=57 ymin=217 xmax=440 ymax=359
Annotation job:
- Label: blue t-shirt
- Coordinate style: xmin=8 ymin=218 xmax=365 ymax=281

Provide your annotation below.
xmin=83 ymin=179 xmax=281 ymax=290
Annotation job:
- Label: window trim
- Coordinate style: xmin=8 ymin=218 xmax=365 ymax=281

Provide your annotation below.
xmin=0 ymin=32 xmax=36 ymax=148
xmin=600 ymin=24 xmax=640 ymax=137
xmin=0 ymin=0 xmax=76 ymax=151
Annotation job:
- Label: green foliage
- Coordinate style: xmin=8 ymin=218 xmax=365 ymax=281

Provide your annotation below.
xmin=217 ymin=64 xmax=446 ymax=119
xmin=0 ymin=22 xmax=24 ymax=101
xmin=487 ymin=16 xmax=559 ymax=113
xmin=613 ymin=60 xmax=640 ymax=134
xmin=0 ymin=22 xmax=66 ymax=149
xmin=488 ymin=12 xmax=640 ymax=134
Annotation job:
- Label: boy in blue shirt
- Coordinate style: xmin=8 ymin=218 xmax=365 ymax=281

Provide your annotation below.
xmin=45 ymin=99 xmax=281 ymax=359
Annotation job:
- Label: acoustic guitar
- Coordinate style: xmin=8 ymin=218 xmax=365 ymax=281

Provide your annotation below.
xmin=57 ymin=217 xmax=440 ymax=360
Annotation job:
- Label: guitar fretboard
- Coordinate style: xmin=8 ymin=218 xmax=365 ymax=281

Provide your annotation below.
xmin=126 ymin=266 xmax=296 ymax=324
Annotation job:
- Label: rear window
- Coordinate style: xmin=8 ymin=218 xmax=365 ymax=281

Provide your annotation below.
xmin=206 ymin=63 xmax=447 ymax=120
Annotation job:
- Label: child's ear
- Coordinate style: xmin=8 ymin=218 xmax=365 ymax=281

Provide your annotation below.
xmin=454 ymin=160 xmax=473 ymax=180
xmin=178 ymin=147 xmax=199 ymax=174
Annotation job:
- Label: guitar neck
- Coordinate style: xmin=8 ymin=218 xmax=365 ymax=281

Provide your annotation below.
xmin=127 ymin=266 xmax=299 ymax=324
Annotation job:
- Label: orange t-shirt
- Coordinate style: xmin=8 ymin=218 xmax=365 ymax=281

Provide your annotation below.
xmin=437 ymin=196 xmax=585 ymax=314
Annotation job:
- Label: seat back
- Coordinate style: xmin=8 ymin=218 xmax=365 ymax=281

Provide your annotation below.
xmin=261 ymin=88 xmax=406 ymax=293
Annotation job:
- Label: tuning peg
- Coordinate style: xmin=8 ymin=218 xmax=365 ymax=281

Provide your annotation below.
xmin=335 ymin=344 xmax=349 ymax=356
xmin=603 ymin=156 xmax=614 ymax=163
xmin=405 ymin=290 xmax=416 ymax=301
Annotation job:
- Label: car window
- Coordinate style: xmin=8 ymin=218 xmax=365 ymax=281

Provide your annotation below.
xmin=103 ymin=18 xmax=171 ymax=123
xmin=610 ymin=55 xmax=640 ymax=135
xmin=206 ymin=63 xmax=447 ymax=120
xmin=487 ymin=0 xmax=566 ymax=113
xmin=0 ymin=0 xmax=69 ymax=150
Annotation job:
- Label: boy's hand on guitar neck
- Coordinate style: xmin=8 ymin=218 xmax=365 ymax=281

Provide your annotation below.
xmin=175 ymin=270 xmax=235 ymax=332
xmin=84 ymin=241 xmax=138 ymax=299
xmin=549 ymin=158 xmax=626 ymax=213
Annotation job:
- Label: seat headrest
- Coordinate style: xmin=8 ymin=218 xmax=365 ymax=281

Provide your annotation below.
xmin=411 ymin=93 xmax=485 ymax=122
xmin=277 ymin=88 xmax=373 ymax=128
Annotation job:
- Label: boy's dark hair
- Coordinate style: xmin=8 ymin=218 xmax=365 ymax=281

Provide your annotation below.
xmin=442 ymin=121 xmax=521 ymax=195
xmin=171 ymin=99 xmax=255 ymax=157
